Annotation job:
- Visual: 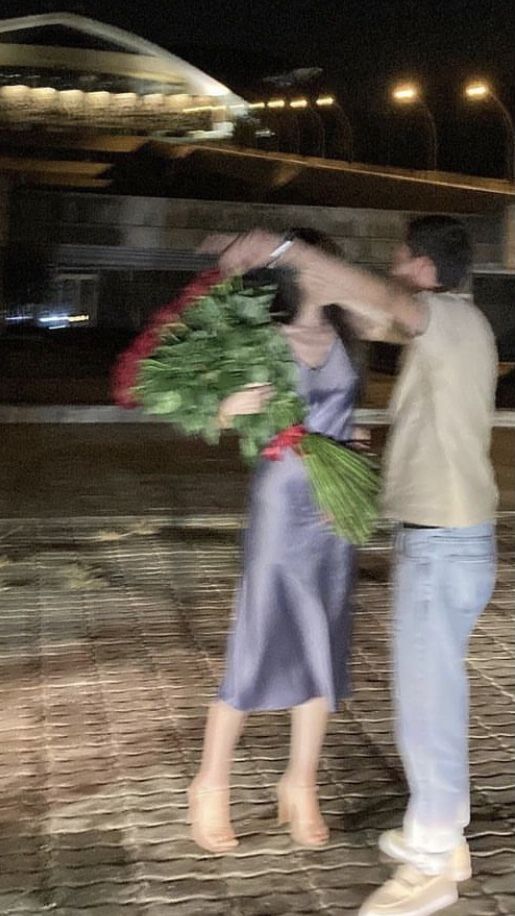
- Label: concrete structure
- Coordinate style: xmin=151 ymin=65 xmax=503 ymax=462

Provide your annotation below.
xmin=4 ymin=191 xmax=513 ymax=355
xmin=0 ymin=12 xmax=249 ymax=302
xmin=0 ymin=14 xmax=513 ymax=384
xmin=10 ymin=191 xmax=504 ymax=266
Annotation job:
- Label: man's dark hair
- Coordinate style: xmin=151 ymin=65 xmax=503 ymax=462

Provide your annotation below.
xmin=406 ymin=215 xmax=473 ymax=290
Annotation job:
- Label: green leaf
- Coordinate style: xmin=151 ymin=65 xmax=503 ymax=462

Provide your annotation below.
xmin=240 ymin=436 xmax=259 ymax=462
xmin=203 ymin=424 xmax=221 ymax=446
xmin=134 ymin=278 xmax=310 ymax=466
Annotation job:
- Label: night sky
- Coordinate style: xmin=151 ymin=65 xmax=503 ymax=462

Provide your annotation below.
xmin=2 ymin=0 xmax=515 ymax=177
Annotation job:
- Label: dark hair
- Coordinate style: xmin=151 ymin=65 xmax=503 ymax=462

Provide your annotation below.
xmin=269 ymin=227 xmax=365 ymax=385
xmin=406 ymin=215 xmax=472 ymax=290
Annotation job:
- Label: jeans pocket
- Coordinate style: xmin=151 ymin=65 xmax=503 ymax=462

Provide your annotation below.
xmin=444 ymin=552 xmax=496 ymax=616
xmin=398 ymin=536 xmax=431 ymax=561
xmin=443 ymin=536 xmax=494 ymax=561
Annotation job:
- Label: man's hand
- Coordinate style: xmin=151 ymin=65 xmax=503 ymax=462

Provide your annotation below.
xmin=216 ymin=230 xmax=284 ymax=277
xmin=196 ymin=234 xmax=238 ymax=255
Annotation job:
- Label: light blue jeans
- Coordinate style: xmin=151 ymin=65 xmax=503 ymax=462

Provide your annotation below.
xmin=393 ymin=522 xmax=496 ymax=867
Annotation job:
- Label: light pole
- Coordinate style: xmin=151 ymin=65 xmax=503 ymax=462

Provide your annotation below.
xmin=265 ymin=98 xmax=298 ymax=153
xmin=316 ymin=96 xmax=354 ymax=161
xmin=258 ymin=69 xmax=326 ymax=157
xmin=391 ymin=82 xmax=438 ymax=171
xmin=289 ymin=98 xmax=326 ymax=157
xmin=464 ymin=81 xmax=514 ymax=181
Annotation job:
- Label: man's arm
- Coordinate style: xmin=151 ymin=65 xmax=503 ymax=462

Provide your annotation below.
xmin=217 ymin=230 xmax=429 ymax=341
xmin=279 ymin=240 xmax=428 ymax=339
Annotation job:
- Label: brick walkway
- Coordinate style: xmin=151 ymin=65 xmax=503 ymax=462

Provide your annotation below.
xmin=0 ymin=513 xmax=513 ymax=916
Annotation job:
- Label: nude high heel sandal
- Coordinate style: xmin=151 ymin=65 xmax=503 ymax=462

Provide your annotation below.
xmin=187 ymin=781 xmax=239 ymax=854
xmin=276 ymin=778 xmax=329 ymax=848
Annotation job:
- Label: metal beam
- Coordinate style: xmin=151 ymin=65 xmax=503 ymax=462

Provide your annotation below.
xmin=51 ymin=244 xmax=217 ymax=272
xmin=22 ymin=174 xmax=111 ymax=189
xmin=0 ymin=157 xmax=110 ymax=175
xmin=0 ymin=131 xmax=148 ymax=154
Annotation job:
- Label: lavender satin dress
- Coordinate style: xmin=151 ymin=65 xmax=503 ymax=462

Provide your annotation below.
xmin=219 ymin=339 xmax=358 ymax=712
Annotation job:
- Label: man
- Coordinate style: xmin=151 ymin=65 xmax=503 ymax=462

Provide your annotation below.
xmin=216 ymin=216 xmax=498 ymax=916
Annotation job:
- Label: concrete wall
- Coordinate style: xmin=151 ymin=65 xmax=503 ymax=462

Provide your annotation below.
xmin=9 ymin=190 xmax=505 ymax=272
xmin=504 ymin=205 xmax=515 ymax=270
xmin=0 ymin=176 xmax=10 ymax=306
xmin=6 ymin=190 xmax=512 ymax=348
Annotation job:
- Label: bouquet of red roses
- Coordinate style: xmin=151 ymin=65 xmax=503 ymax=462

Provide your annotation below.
xmin=113 ymin=270 xmax=379 ymax=544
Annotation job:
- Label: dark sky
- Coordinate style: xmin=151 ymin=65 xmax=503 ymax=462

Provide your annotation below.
xmin=3 ymin=0 xmax=515 ymax=176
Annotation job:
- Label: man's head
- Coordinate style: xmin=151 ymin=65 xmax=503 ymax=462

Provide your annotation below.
xmin=391 ymin=215 xmax=473 ymax=292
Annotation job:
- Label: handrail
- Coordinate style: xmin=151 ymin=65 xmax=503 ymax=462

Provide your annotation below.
xmin=0 ymin=405 xmax=513 ymax=426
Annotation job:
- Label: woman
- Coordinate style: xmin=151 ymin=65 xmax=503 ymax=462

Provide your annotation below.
xmin=188 ymin=228 xmax=366 ymax=853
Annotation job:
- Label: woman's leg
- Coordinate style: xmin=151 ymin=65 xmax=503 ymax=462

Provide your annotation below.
xmin=287 ymin=697 xmax=330 ymax=785
xmin=278 ymin=697 xmax=330 ymax=845
xmin=188 ymin=700 xmax=246 ymax=853
xmin=196 ymin=700 xmax=247 ymax=788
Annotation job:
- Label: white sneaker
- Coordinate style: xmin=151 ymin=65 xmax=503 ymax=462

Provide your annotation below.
xmin=359 ymin=864 xmax=458 ymax=916
xmin=379 ymin=830 xmax=471 ymax=882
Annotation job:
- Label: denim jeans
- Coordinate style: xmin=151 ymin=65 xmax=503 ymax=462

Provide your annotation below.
xmin=393 ymin=522 xmax=496 ymax=865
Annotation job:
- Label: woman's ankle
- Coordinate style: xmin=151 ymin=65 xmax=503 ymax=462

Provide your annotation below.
xmin=282 ymin=768 xmax=318 ymax=788
xmin=191 ymin=772 xmax=231 ymax=792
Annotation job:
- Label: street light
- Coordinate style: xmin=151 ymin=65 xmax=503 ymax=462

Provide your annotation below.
xmin=464 ymin=81 xmax=514 ymax=181
xmin=465 ymin=82 xmax=489 ymax=100
xmin=391 ymin=82 xmax=438 ymax=170
xmin=392 ymin=84 xmax=418 ymax=103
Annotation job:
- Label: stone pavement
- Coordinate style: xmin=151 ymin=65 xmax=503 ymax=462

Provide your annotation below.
xmin=0 ymin=510 xmax=513 ymax=916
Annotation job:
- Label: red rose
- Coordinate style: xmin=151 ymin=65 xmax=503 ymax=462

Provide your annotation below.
xmin=130 ymin=328 xmax=158 ymax=358
xmin=112 ymin=268 xmax=223 ymax=408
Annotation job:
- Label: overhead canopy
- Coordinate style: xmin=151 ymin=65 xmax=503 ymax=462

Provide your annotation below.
xmin=0 ymin=13 xmax=245 ymax=138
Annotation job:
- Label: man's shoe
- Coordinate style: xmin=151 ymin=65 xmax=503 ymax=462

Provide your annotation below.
xmin=379 ymin=829 xmax=471 ymax=882
xmin=359 ymin=865 xmax=458 ymax=916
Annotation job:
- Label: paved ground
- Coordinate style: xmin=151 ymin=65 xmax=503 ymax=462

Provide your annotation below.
xmin=0 ymin=424 xmax=513 ymax=519
xmin=0 ymin=504 xmax=513 ymax=916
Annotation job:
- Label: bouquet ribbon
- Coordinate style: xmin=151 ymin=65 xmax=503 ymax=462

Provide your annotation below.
xmin=262 ymin=424 xmax=306 ymax=460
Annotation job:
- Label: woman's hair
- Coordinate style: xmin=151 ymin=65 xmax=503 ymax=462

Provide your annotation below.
xmin=269 ymin=227 xmax=365 ymax=385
